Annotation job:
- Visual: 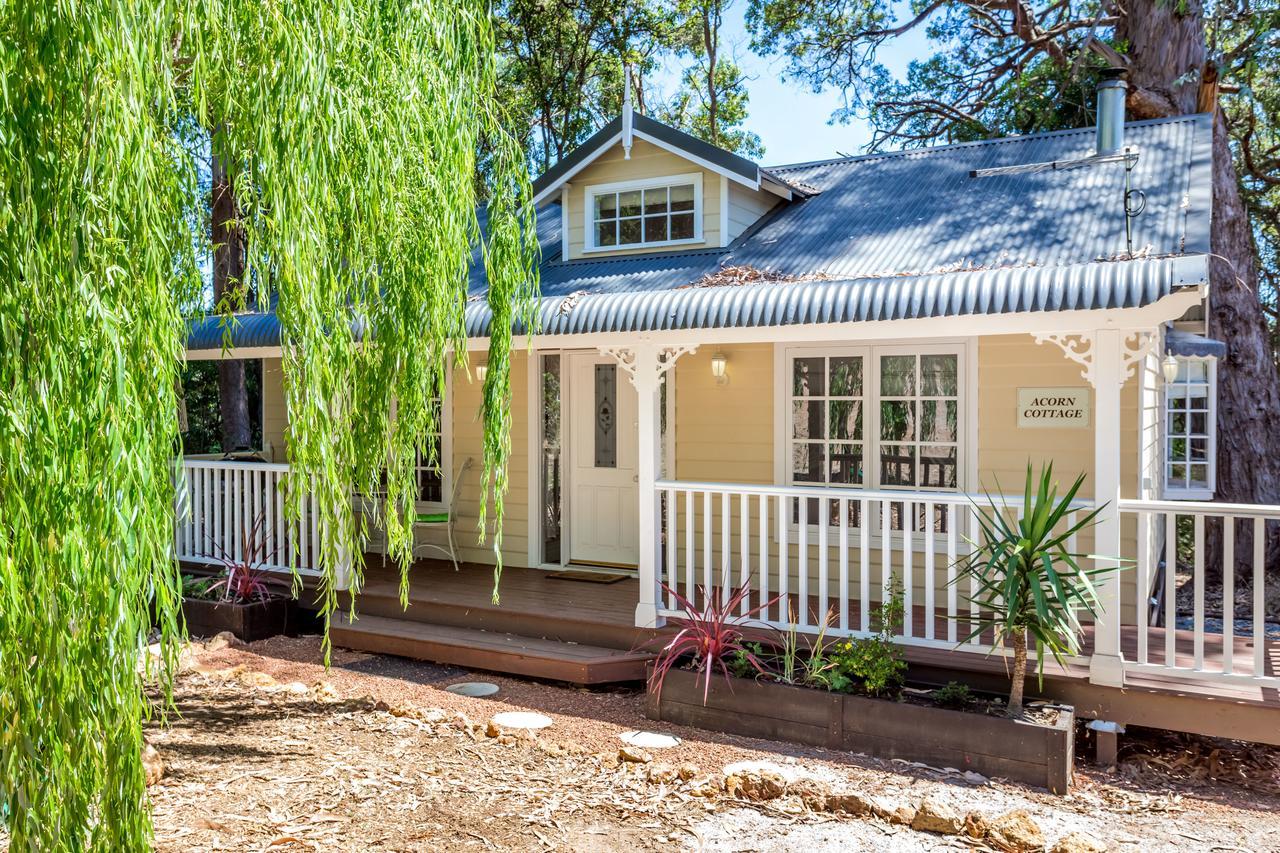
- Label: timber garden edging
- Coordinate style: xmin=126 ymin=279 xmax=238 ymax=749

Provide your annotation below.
xmin=645 ymin=666 xmax=1075 ymax=794
xmin=182 ymin=595 xmax=291 ymax=643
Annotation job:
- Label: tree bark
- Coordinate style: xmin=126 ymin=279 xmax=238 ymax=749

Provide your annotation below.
xmin=1008 ymin=627 xmax=1027 ymax=718
xmin=211 ymin=148 xmax=252 ymax=453
xmin=1120 ymin=0 xmax=1280 ymax=583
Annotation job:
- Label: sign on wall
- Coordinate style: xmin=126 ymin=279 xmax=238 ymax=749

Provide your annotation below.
xmin=1017 ymin=387 xmax=1091 ymax=429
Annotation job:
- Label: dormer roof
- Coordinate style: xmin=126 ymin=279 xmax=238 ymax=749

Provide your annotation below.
xmin=531 ymin=112 xmax=805 ymax=206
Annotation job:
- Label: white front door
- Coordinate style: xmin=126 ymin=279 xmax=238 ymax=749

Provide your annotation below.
xmin=567 ymin=352 xmax=639 ymax=568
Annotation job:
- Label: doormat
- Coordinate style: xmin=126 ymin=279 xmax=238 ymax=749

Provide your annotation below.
xmin=545 ymin=570 xmax=629 ymax=584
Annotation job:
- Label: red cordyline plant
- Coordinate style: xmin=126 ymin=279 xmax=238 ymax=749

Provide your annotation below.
xmin=204 ymin=511 xmax=287 ymax=604
xmin=645 ymin=580 xmax=782 ymax=705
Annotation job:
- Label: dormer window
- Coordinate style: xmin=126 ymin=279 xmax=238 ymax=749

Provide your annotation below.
xmin=585 ymin=173 xmax=702 ymax=252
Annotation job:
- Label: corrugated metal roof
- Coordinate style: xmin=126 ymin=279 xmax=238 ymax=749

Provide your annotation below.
xmin=189 ymin=114 xmax=1212 ymax=350
xmin=465 ymin=255 xmax=1206 ymax=336
xmin=189 ymin=309 xmax=286 ymax=351
xmin=190 ymin=254 xmax=1205 ymax=350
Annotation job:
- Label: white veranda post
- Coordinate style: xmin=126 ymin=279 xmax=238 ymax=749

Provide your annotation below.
xmin=600 ymin=342 xmax=695 ymax=628
xmin=1090 ymin=329 xmax=1125 ymax=686
xmin=1034 ymin=328 xmax=1156 ymax=688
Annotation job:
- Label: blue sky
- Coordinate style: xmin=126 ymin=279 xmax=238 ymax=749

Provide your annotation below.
xmin=647 ymin=4 xmax=933 ymax=167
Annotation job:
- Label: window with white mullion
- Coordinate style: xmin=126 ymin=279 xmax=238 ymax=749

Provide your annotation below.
xmin=789 ymin=354 xmax=866 ymax=527
xmin=1164 ymin=357 xmax=1216 ymax=498
xmin=588 ymin=177 xmax=698 ymax=251
xmin=785 ymin=345 xmax=962 ymax=534
xmin=876 ymin=353 xmax=960 ymax=492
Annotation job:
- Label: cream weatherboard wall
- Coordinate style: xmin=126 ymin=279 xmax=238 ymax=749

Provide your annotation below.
xmin=562 ymin=138 xmax=777 ymax=260
xmin=664 ymin=336 xmax=1145 ymax=621
xmin=262 ymin=358 xmax=287 ymax=463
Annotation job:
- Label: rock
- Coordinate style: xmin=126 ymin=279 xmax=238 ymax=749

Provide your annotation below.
xmin=676 ymin=762 xmax=699 ymax=781
xmin=594 ymin=751 xmax=620 ymax=769
xmin=310 ymin=680 xmax=340 ymax=702
xmin=485 ymin=721 xmax=502 ymax=738
xmin=280 ymin=681 xmax=309 ymax=695
xmin=987 ymin=810 xmax=1045 ymax=852
xmin=239 ymin=670 xmax=277 ymax=688
xmin=618 ymin=746 xmax=652 ymax=764
xmin=1050 ymin=832 xmax=1108 ymax=853
xmin=887 ymin=802 xmax=918 ymax=826
xmin=911 ymin=796 xmax=964 ymax=835
xmin=647 ymin=763 xmax=679 ymax=784
xmin=962 ymin=770 xmax=988 ymax=786
xmin=963 ymin=811 xmax=990 ymax=839
xmin=687 ymin=777 xmax=723 ymax=797
xmin=205 ymin=631 xmax=236 ymax=651
xmin=496 ymin=734 xmax=517 ymax=746
xmin=787 ymin=777 xmax=830 ymax=811
xmin=142 ymin=742 xmax=164 ymax=786
xmin=724 ymin=769 xmax=787 ymax=801
xmin=826 ymin=791 xmax=876 ymax=816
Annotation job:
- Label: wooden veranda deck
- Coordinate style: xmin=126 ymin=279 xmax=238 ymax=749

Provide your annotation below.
xmin=302 ymin=557 xmax=1280 ymax=746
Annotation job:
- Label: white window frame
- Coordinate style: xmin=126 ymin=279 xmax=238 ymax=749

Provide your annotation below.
xmin=360 ymin=374 xmax=453 ymax=515
xmin=773 ymin=340 xmax=975 ymax=533
xmin=1162 ymin=355 xmax=1216 ymax=501
xmin=582 ymin=172 xmax=704 ymax=253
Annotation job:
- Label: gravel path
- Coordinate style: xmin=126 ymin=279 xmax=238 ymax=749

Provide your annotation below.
xmin=142 ymin=635 xmax=1280 ymax=852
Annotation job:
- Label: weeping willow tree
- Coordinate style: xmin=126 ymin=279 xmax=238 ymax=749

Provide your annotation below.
xmin=0 ymin=1 xmax=537 ymax=848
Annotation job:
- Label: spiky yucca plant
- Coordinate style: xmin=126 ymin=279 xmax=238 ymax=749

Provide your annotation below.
xmin=953 ymin=463 xmax=1116 ymax=718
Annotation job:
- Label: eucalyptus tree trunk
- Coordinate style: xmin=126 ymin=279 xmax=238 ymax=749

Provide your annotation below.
xmin=211 ymin=150 xmax=252 ymax=452
xmin=1119 ymin=0 xmax=1280 ymax=585
xmin=1008 ymin=627 xmax=1027 ymax=718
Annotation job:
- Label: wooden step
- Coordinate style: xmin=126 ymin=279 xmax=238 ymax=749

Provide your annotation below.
xmin=340 ymin=565 xmax=654 ymax=652
xmin=330 ymin=613 xmax=654 ymax=685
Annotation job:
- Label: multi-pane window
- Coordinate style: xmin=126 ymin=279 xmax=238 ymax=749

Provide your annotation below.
xmin=786 ymin=346 xmax=963 ymax=529
xmin=1165 ymin=357 xmax=1215 ymax=498
xmin=878 ymin=354 xmax=960 ymax=490
xmin=366 ymin=398 xmax=446 ymax=508
xmin=413 ymin=397 xmax=446 ymax=506
xmin=791 ymin=355 xmax=865 ymax=488
xmin=588 ymin=177 xmax=699 ymax=250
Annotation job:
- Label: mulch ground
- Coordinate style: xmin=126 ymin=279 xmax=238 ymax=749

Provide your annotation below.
xmin=143 ymin=635 xmax=1280 ymax=852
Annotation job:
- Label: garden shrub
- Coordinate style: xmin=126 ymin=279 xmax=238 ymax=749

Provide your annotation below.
xmin=829 ymin=580 xmax=907 ymax=695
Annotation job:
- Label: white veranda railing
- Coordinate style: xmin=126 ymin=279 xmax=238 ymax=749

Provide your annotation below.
xmin=174 ymin=459 xmax=323 ymax=575
xmin=1121 ymin=498 xmax=1279 ymax=687
xmin=655 ymin=479 xmax=1089 ymax=656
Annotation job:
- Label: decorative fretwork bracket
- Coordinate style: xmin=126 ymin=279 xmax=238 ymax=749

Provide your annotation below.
xmin=599 ymin=345 xmax=698 ymax=387
xmin=1032 ymin=330 xmax=1156 ymax=388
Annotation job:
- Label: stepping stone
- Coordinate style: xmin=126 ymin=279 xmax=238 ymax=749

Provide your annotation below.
xmin=445 ymin=681 xmax=500 ymax=698
xmin=620 ymin=730 xmax=681 ymax=749
xmin=489 ymin=711 xmax=552 ymax=730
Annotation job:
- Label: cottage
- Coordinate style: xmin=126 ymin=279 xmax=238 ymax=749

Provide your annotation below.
xmin=182 ymin=78 xmax=1278 ymax=745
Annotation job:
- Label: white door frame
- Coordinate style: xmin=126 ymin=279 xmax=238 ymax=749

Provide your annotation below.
xmin=564 ymin=350 xmax=641 ymax=568
xmin=526 ymin=346 xmax=680 ymax=572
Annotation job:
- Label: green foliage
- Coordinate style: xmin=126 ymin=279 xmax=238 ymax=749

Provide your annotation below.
xmin=952 ymin=463 xmax=1112 ymax=715
xmin=728 ymin=641 xmax=765 ymax=678
xmin=181 ymin=359 xmax=263 ymax=456
xmin=932 ymin=680 xmax=972 ymax=710
xmin=181 ymin=575 xmax=221 ymax=602
xmin=828 ymin=579 xmax=907 ymax=696
xmin=494 ymin=0 xmax=673 ymax=171
xmin=0 ymin=1 xmax=536 ymax=848
xmin=659 ymin=0 xmax=764 ymax=158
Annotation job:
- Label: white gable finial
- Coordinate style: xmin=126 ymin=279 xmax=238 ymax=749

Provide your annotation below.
xmin=622 ymin=63 xmax=634 ymax=160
